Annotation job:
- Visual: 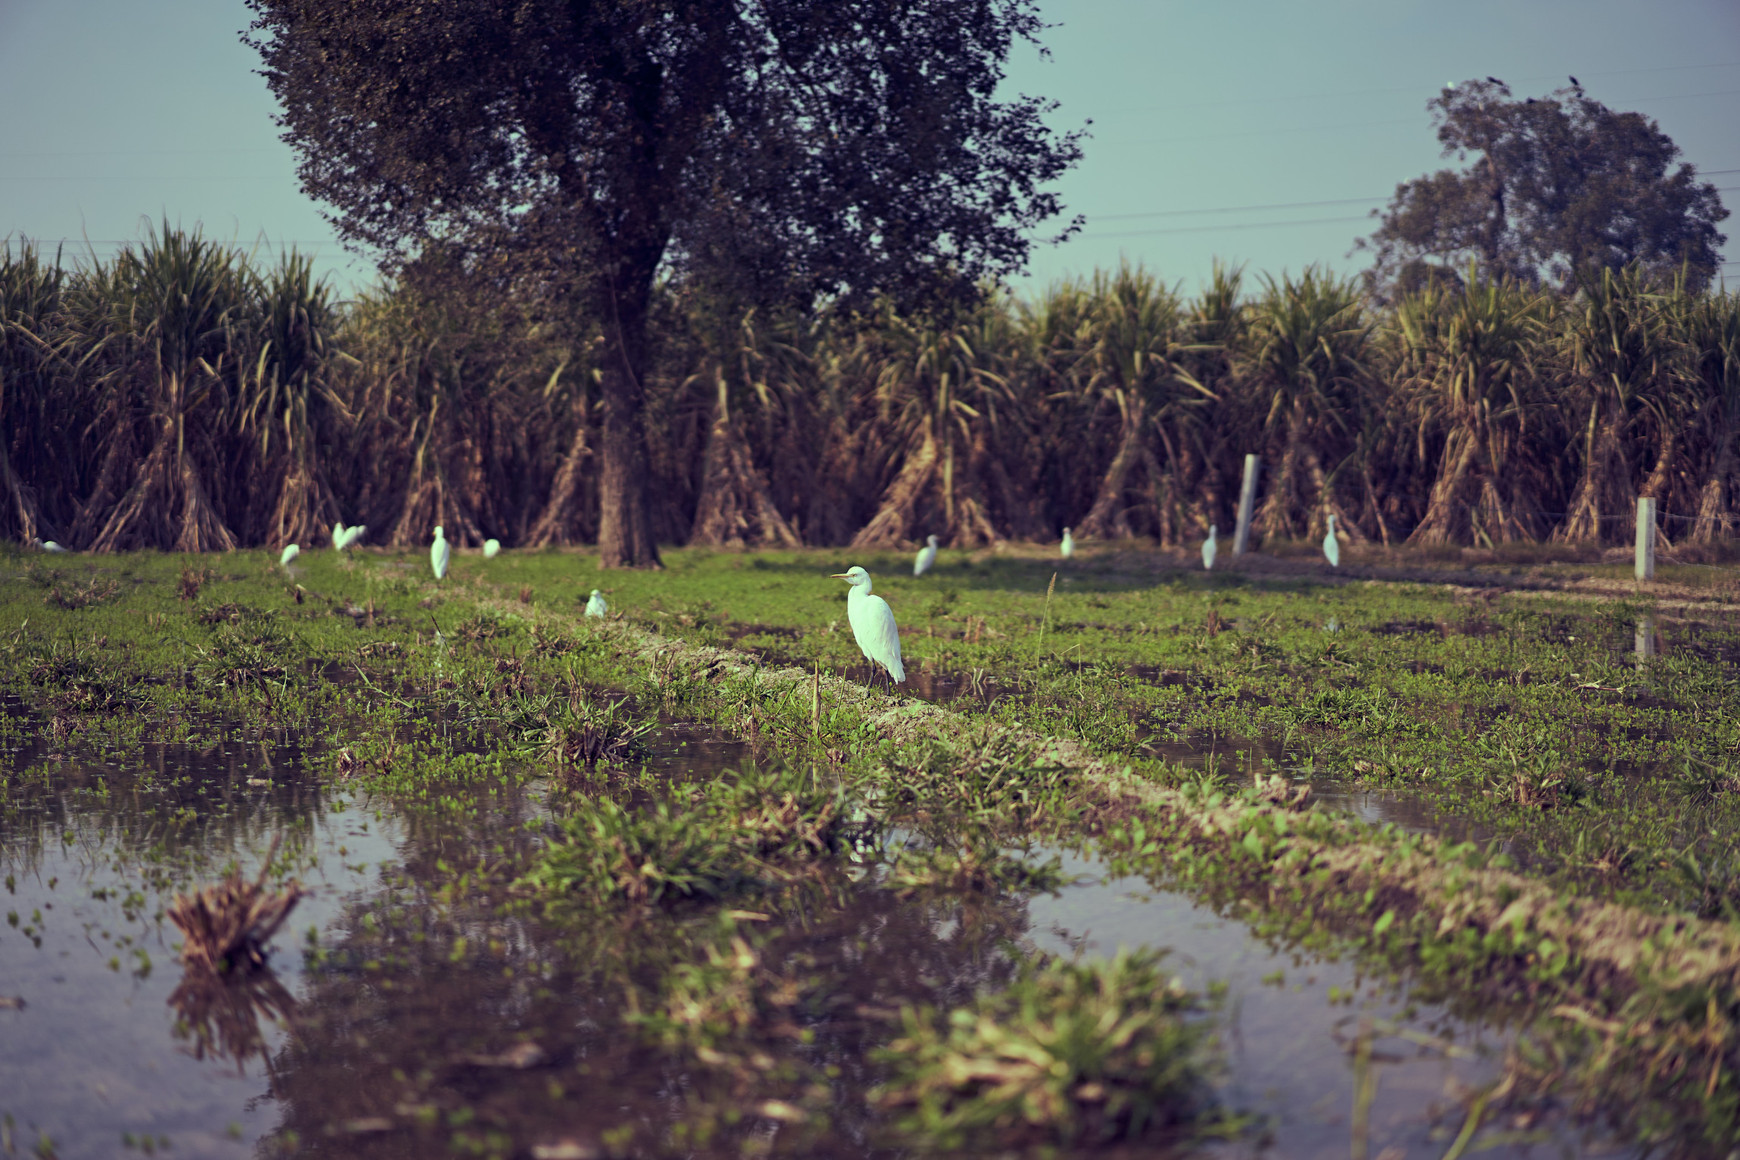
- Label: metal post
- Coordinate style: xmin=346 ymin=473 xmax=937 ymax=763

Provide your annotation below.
xmin=1634 ymin=496 xmax=1656 ymax=582
xmin=1233 ymin=455 xmax=1260 ymax=556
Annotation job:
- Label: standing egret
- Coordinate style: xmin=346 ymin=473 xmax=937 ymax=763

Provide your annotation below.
xmin=830 ymin=566 xmax=904 ymax=686
xmin=341 ymin=524 xmax=366 ymax=550
xmin=1060 ymin=527 xmax=1074 ymax=560
xmin=1322 ymin=515 xmax=1340 ymax=569
xmin=483 ymin=539 xmax=501 ymax=559
xmin=332 ymin=521 xmax=347 ymax=548
xmin=31 ymin=538 xmax=66 ymax=553
xmin=280 ymin=543 xmax=300 ymax=567
xmin=585 ymin=589 xmax=607 ymax=618
xmin=1202 ymin=525 xmax=1217 ymax=571
xmin=913 ymin=534 xmax=939 ymax=577
xmin=430 ymin=526 xmax=451 ymax=581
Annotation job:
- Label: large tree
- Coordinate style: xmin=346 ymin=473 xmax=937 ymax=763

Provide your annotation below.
xmin=245 ymin=0 xmax=1082 ymax=566
xmin=1358 ymin=79 xmax=1728 ymax=298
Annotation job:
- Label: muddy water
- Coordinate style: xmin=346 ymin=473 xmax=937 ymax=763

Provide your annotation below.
xmin=0 ymin=733 xmax=1625 ymax=1158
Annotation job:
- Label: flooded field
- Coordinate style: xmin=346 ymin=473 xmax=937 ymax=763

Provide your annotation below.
xmin=3 ymin=544 xmax=1738 ymax=1157
xmin=3 ymin=731 xmax=1613 ymax=1158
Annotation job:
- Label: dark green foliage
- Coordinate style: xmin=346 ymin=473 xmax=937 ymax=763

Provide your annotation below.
xmin=1361 ymin=78 xmax=1728 ymax=295
xmin=875 ymin=950 xmax=1222 ymax=1150
xmin=6 ymin=228 xmax=1740 ymax=552
xmin=520 ymin=763 xmax=867 ymax=904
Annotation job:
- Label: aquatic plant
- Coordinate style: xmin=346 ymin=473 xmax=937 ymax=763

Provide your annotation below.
xmin=875 ymin=949 xmax=1222 ymax=1150
xmin=167 ymin=846 xmax=305 ymax=973
xmin=522 ymin=764 xmax=866 ymax=904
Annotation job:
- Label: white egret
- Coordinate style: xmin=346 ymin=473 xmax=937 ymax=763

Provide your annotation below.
xmin=31 ymin=538 xmax=66 ymax=553
xmin=483 ymin=539 xmax=501 ymax=559
xmin=1202 ymin=525 xmax=1217 ymax=571
xmin=280 ymin=543 xmax=300 ymax=567
xmin=1060 ymin=527 xmax=1074 ymax=560
xmin=341 ymin=524 xmax=366 ymax=550
xmin=913 ymin=534 xmax=939 ymax=577
xmin=430 ymin=526 xmax=451 ymax=581
xmin=830 ymin=566 xmax=904 ymax=685
xmin=332 ymin=521 xmax=346 ymax=548
xmin=1322 ymin=515 xmax=1340 ymax=568
xmin=585 ymin=589 xmax=607 ymax=618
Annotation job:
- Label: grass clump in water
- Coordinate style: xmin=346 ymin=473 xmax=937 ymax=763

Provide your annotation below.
xmin=504 ymin=687 xmax=654 ymax=769
xmin=167 ymin=841 xmax=305 ymax=974
xmin=874 ymin=948 xmax=1226 ymax=1152
xmin=522 ymin=764 xmax=868 ymax=904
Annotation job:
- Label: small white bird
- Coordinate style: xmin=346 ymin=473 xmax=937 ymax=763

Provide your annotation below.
xmin=913 ymin=534 xmax=939 ymax=577
xmin=585 ymin=589 xmax=607 ymax=618
xmin=332 ymin=521 xmax=347 ymax=548
xmin=280 ymin=543 xmax=300 ymax=567
xmin=1202 ymin=525 xmax=1217 ymax=571
xmin=831 ymin=566 xmax=904 ymax=685
xmin=1323 ymin=515 xmax=1341 ymax=569
xmin=31 ymin=538 xmax=66 ymax=553
xmin=341 ymin=524 xmax=366 ymax=550
xmin=430 ymin=526 xmax=451 ymax=581
xmin=1060 ymin=527 xmax=1074 ymax=560
xmin=483 ymin=538 xmax=501 ymax=559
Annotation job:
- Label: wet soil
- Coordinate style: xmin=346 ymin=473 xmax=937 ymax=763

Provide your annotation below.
xmin=0 ymin=722 xmax=1628 ymax=1159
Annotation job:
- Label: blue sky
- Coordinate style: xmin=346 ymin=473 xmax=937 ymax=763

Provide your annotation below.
xmin=2 ymin=0 xmax=1735 ymax=298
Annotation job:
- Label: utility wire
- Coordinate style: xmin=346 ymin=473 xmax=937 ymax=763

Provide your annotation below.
xmin=1092 ymin=61 xmax=1740 ymax=116
xmin=1086 ymin=185 xmax=1740 ymax=232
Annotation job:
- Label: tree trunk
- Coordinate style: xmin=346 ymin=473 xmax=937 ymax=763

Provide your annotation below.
xmin=88 ymin=394 xmax=237 ymax=553
xmin=1307 ymin=448 xmax=1366 ymax=544
xmin=527 ymin=401 xmax=594 ymax=547
xmin=594 ymin=278 xmax=661 ymax=569
xmin=689 ymin=377 xmax=801 ymax=548
xmin=1555 ymin=400 xmax=1633 ymax=544
xmin=1692 ymin=421 xmax=1738 ymax=544
xmin=1077 ymin=397 xmax=1146 ymax=539
xmin=388 ymin=400 xmax=483 ymax=548
xmin=1256 ymin=426 xmax=1308 ymax=541
xmin=0 ymin=439 xmax=43 ymax=545
xmin=1408 ymin=426 xmax=1482 ymax=546
xmin=851 ymin=423 xmax=939 ymax=548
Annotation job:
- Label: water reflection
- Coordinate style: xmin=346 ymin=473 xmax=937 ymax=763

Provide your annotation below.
xmin=168 ymin=963 xmax=296 ymax=1075
xmin=1634 ymin=615 xmax=1660 ymax=666
xmin=0 ymin=725 xmax=1632 ymax=1158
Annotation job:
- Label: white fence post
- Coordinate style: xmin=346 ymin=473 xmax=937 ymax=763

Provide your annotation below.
xmin=1233 ymin=455 xmax=1260 ymax=556
xmin=1634 ymin=496 xmax=1656 ymax=582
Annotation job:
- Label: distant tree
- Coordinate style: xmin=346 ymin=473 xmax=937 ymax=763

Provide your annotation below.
xmin=245 ymin=0 xmax=1083 ymax=567
xmin=1358 ymin=79 xmax=1728 ymax=298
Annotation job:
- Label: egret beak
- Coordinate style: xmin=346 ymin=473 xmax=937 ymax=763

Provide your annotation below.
xmin=829 ymin=572 xmax=850 ymax=579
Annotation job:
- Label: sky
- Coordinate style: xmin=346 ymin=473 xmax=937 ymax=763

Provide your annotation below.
xmin=2 ymin=0 xmax=1736 ymax=299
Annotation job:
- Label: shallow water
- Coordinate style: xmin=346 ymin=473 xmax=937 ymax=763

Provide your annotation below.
xmin=0 ymin=729 xmax=1624 ymax=1158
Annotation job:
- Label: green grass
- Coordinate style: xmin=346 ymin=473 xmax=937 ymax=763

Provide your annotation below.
xmin=7 ymin=541 xmax=1740 ymax=1154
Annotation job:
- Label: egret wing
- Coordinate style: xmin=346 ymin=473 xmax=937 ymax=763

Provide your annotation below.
xmin=865 ymin=594 xmax=905 ymax=682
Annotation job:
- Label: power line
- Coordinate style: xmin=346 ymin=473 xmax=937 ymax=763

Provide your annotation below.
xmin=1087 ymin=215 xmax=1373 ymax=240
xmin=1091 ymin=61 xmax=1740 ymax=116
xmin=0 ymin=175 xmax=292 ymax=182
xmin=1096 ymin=196 xmax=1385 ymax=222
xmin=1111 ymin=89 xmax=1740 ymax=147
xmin=1087 ymin=184 xmax=1740 ymax=226
xmin=0 ymin=148 xmax=285 ymax=160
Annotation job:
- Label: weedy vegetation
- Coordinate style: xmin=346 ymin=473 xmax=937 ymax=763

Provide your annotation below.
xmin=4 ymin=542 xmax=1740 ymax=1155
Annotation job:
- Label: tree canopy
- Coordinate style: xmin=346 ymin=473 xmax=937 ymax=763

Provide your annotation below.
xmin=245 ymin=0 xmax=1084 ymax=565
xmin=1358 ymin=79 xmax=1728 ymax=298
